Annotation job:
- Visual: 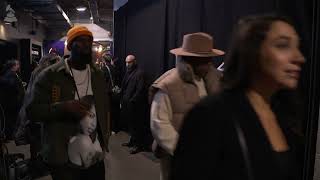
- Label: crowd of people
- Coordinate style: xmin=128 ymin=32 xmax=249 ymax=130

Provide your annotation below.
xmin=0 ymin=13 xmax=306 ymax=180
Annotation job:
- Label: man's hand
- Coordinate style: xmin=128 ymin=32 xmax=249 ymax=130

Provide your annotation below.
xmin=61 ymin=95 xmax=94 ymax=121
xmin=63 ymin=100 xmax=90 ymax=120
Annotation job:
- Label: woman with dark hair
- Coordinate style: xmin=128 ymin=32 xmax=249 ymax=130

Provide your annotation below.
xmin=171 ymin=14 xmax=305 ymax=180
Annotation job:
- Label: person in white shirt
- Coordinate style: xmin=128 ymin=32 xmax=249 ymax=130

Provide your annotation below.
xmin=149 ymin=32 xmax=224 ymax=180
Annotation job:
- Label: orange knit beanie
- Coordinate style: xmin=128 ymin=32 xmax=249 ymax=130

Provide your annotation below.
xmin=66 ymin=26 xmax=93 ymax=50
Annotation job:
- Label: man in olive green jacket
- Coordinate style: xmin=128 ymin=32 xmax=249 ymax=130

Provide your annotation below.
xmin=26 ymin=26 xmax=111 ymax=180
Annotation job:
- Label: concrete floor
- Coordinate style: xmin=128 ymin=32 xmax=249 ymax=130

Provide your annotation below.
xmin=5 ymin=132 xmax=160 ymax=180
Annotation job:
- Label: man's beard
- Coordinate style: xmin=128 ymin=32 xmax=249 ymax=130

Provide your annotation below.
xmin=71 ymin=50 xmax=92 ymax=64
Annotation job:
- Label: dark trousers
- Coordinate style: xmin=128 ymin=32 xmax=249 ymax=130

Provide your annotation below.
xmin=111 ymin=94 xmax=121 ymax=133
xmin=121 ymin=102 xmax=152 ymax=148
xmin=29 ymin=123 xmax=43 ymax=159
xmin=129 ymin=108 xmax=152 ymax=149
xmin=50 ymin=161 xmax=105 ymax=180
xmin=3 ymin=106 xmax=20 ymax=140
xmin=120 ymin=103 xmax=130 ymax=132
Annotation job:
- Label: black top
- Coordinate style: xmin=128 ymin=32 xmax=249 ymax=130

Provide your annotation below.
xmin=171 ymin=90 xmax=301 ymax=180
xmin=273 ymin=150 xmax=296 ymax=180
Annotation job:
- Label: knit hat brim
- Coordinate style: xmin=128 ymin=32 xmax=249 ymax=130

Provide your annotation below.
xmin=67 ymin=26 xmax=93 ymax=50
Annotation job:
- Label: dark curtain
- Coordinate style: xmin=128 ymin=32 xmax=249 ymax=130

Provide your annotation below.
xmin=161 ymin=0 xmax=280 ymax=73
xmin=114 ymin=0 xmax=317 ymax=179
xmin=302 ymin=0 xmax=320 ymax=179
xmin=114 ymin=0 xmax=287 ymax=82
xmin=114 ymin=0 xmax=165 ymax=84
xmin=114 ymin=5 xmax=127 ymax=81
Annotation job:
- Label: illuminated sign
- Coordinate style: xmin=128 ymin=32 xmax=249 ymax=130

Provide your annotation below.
xmin=32 ymin=50 xmax=39 ymax=55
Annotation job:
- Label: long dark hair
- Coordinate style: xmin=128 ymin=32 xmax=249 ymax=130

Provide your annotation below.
xmin=222 ymin=14 xmax=295 ymax=90
xmin=222 ymin=14 xmax=305 ymax=143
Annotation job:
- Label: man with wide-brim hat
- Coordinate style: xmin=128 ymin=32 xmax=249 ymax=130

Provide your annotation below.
xmin=149 ymin=32 xmax=224 ymax=180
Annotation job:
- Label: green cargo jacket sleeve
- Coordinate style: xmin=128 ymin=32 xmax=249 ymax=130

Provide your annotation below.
xmin=26 ymin=68 xmax=72 ymax=123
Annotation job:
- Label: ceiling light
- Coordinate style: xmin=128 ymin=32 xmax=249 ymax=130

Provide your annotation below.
xmin=98 ymin=46 xmax=103 ymax=53
xmin=76 ymin=6 xmax=87 ymax=12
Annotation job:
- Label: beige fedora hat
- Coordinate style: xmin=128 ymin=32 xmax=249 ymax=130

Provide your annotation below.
xmin=170 ymin=32 xmax=225 ymax=57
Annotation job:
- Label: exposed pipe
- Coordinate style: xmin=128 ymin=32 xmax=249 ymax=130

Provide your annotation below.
xmin=56 ymin=4 xmax=73 ymax=27
xmin=94 ymin=0 xmax=100 ymax=22
xmin=87 ymin=0 xmax=94 ymax=23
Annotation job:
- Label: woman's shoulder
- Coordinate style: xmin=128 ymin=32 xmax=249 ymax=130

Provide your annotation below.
xmin=185 ymin=90 xmax=245 ymax=129
xmin=196 ymin=90 xmax=242 ymax=110
xmin=178 ymin=91 xmax=242 ymax=152
xmin=69 ymin=135 xmax=93 ymax=148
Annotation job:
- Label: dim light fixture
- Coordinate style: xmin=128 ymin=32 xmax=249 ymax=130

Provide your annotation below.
xmin=56 ymin=4 xmax=72 ymax=26
xmin=76 ymin=6 xmax=87 ymax=12
xmin=98 ymin=46 xmax=103 ymax=53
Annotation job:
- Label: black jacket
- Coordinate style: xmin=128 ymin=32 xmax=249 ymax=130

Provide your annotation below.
xmin=171 ymin=90 xmax=301 ymax=180
xmin=0 ymin=70 xmax=25 ymax=117
xmin=121 ymin=65 xmax=147 ymax=106
xmin=120 ymin=65 xmax=149 ymax=134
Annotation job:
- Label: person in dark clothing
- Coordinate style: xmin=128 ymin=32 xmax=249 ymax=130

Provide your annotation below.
xmin=0 ymin=60 xmax=25 ymax=140
xmin=120 ymin=55 xmax=151 ymax=154
xmin=102 ymin=54 xmax=121 ymax=133
xmin=171 ymin=14 xmax=305 ymax=180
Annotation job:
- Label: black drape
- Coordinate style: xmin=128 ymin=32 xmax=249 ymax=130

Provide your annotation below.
xmin=114 ymin=0 xmax=314 ymax=82
xmin=114 ymin=5 xmax=128 ymax=81
xmin=302 ymin=0 xmax=320 ymax=180
xmin=114 ymin=0 xmax=165 ymax=84
xmin=114 ymin=1 xmax=317 ymax=179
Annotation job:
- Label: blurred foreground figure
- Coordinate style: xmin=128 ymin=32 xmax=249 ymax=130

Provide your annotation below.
xmin=172 ymin=14 xmax=305 ymax=180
